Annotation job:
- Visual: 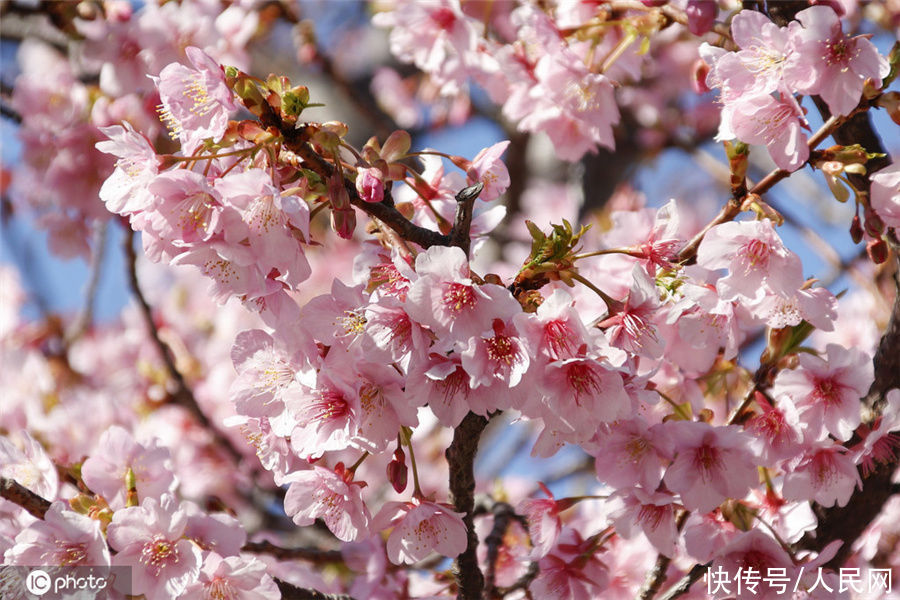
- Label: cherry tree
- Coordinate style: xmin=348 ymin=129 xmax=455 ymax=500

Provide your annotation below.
xmin=1 ymin=1 xmax=899 ymax=599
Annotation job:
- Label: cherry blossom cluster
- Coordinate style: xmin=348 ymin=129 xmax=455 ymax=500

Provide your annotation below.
xmin=700 ymin=6 xmax=889 ymax=171
xmin=7 ymin=0 xmax=258 ymax=257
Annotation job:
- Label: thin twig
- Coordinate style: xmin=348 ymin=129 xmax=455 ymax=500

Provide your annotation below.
xmin=122 ymin=231 xmax=243 ymax=462
xmin=677 ymin=111 xmax=855 ymax=264
xmin=241 ymin=540 xmax=343 ymax=564
xmin=66 ymin=220 xmax=107 ymax=344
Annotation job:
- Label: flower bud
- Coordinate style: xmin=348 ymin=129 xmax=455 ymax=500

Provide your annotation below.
xmin=850 ymin=214 xmax=864 ymax=244
xmin=381 ymin=130 xmax=411 ymax=163
xmin=331 ymin=207 xmax=356 ymax=239
xmin=387 ymin=447 xmax=408 ymax=494
xmin=864 ymin=206 xmax=885 ymax=237
xmin=355 ymin=167 xmax=384 ymax=204
xmin=867 ymin=238 xmax=888 ymax=264
xmin=691 ymin=58 xmax=711 ymax=94
xmin=685 ymin=0 xmax=717 ymax=35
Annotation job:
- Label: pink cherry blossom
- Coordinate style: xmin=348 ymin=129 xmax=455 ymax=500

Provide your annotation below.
xmin=853 ymin=389 xmax=900 ymax=476
xmin=782 ymin=441 xmax=861 ymax=507
xmin=710 ymin=529 xmax=794 ymax=600
xmin=517 ymin=483 xmax=569 ymax=559
xmin=536 ymin=353 xmax=630 ymax=440
xmin=530 ymin=528 xmax=610 ymax=600
xmin=590 ymin=417 xmax=673 ymax=491
xmin=0 ymin=432 xmax=58 ymax=502
xmin=747 ymin=393 xmax=805 ymax=463
xmin=461 ymin=319 xmax=530 ymax=390
xmin=181 ymin=553 xmax=281 ymax=600
xmin=4 ymin=502 xmax=110 ymax=567
xmin=107 ymin=494 xmax=202 ymax=598
xmin=697 ymin=219 xmax=804 ymax=301
xmin=230 ymin=329 xmax=305 ymax=419
xmin=284 ymin=374 xmax=361 ymax=458
xmin=772 ymin=343 xmax=872 ymax=441
xmin=728 ymin=93 xmax=810 ymax=172
xmin=466 ymin=140 xmax=510 ymax=202
xmin=373 ymin=497 xmax=467 ymax=565
xmin=405 ymin=246 xmax=520 ymax=346
xmin=785 ymin=5 xmax=889 ymax=116
xmin=609 ymin=489 xmax=678 ymax=558
xmin=80 ymin=425 xmax=177 ymax=509
xmin=716 ymin=10 xmax=794 ymax=97
xmin=868 ymin=164 xmax=900 ymax=229
xmin=283 ymin=464 xmax=371 ymax=542
xmin=663 ymin=421 xmax=759 ymax=513
xmin=404 ymin=352 xmax=481 ymax=427
xmin=155 ymin=46 xmax=238 ymax=152
xmin=147 ymin=169 xmax=224 ymax=244
xmin=95 ymin=121 xmax=158 ymax=215
xmin=600 ymin=266 xmax=665 ymax=358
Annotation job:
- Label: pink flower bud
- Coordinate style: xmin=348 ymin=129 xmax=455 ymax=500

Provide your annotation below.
xmin=387 ymin=447 xmax=408 ymax=494
xmin=691 ymin=58 xmax=711 ymax=94
xmin=355 ymin=167 xmax=384 ymax=204
xmin=867 ymin=238 xmax=888 ymax=264
xmin=850 ymin=214 xmax=864 ymax=244
xmin=331 ymin=207 xmax=356 ymax=239
xmin=685 ymin=0 xmax=717 ymax=36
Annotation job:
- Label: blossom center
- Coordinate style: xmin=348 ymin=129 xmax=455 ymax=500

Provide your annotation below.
xmin=312 ymin=389 xmax=350 ymax=421
xmin=442 ymin=283 xmax=476 ymax=315
xmin=566 ymin=363 xmax=602 ymax=403
xmin=430 ymin=7 xmax=456 ymax=30
xmin=140 ymin=535 xmax=179 ymax=576
xmin=207 ymin=577 xmax=238 ymax=600
xmin=693 ymin=444 xmax=721 ymax=479
xmin=485 ymin=334 xmax=516 ymax=364
xmin=741 ymin=238 xmax=771 ymax=269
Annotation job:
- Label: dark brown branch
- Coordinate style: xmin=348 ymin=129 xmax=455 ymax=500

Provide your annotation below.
xmin=482 ymin=501 xmax=522 ymax=598
xmin=1 ymin=476 xmax=51 ymax=519
xmin=252 ymin=92 xmax=450 ymax=250
xmin=450 ymin=182 xmax=483 ymax=257
xmin=122 ymin=231 xmax=243 ymax=462
xmin=274 ymin=579 xmax=356 ymax=600
xmin=446 ymin=411 xmax=489 ymax=600
xmin=241 ymin=540 xmax=343 ymax=564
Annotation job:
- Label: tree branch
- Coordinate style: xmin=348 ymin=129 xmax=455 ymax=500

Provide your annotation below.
xmin=241 ymin=540 xmax=343 ymax=564
xmin=122 ymin=231 xmax=243 ymax=462
xmin=1 ymin=476 xmax=51 ymax=519
xmin=677 ymin=107 xmax=864 ymax=264
xmin=446 ymin=411 xmax=490 ymax=600
xmin=449 ymin=182 xmax=483 ymax=257
xmin=274 ymin=579 xmax=356 ymax=600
